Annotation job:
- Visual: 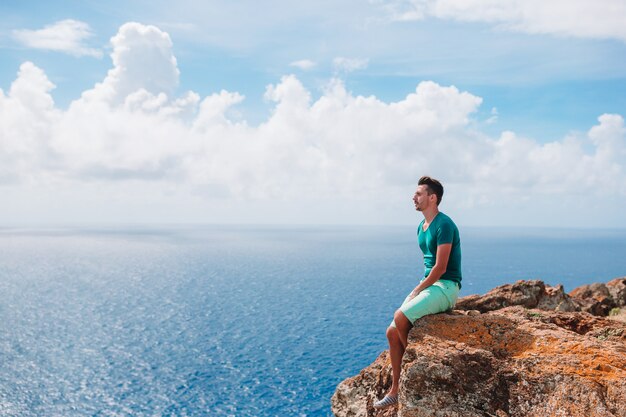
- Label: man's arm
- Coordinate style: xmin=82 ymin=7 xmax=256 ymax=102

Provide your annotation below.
xmin=409 ymin=243 xmax=452 ymax=299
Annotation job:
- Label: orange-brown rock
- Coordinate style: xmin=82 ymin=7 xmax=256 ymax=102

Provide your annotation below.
xmin=332 ymin=280 xmax=626 ymax=417
xmin=455 ymin=280 xmax=580 ymax=313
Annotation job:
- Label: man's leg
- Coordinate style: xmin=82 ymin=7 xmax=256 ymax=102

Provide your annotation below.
xmin=384 ymin=285 xmax=450 ymax=398
xmin=386 ymin=310 xmax=412 ymax=396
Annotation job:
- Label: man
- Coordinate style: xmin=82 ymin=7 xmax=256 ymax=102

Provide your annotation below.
xmin=374 ymin=176 xmax=462 ymax=409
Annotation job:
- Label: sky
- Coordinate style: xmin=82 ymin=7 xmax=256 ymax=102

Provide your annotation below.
xmin=1 ymin=0 xmax=625 ymax=227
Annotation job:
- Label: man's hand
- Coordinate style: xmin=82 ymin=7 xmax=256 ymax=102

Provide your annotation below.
xmin=408 ymin=243 xmax=452 ymax=299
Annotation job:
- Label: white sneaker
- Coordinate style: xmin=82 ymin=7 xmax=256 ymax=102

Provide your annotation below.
xmin=373 ymin=394 xmax=398 ymax=409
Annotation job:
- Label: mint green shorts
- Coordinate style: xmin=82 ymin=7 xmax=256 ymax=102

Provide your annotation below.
xmin=390 ymin=279 xmax=460 ymax=328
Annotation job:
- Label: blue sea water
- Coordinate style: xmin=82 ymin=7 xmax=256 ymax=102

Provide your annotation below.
xmin=0 ymin=225 xmax=625 ymax=416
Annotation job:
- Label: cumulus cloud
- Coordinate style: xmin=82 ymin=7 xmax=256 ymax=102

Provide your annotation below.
xmin=289 ymin=59 xmax=316 ymax=70
xmin=12 ymin=19 xmax=103 ymax=58
xmin=0 ymin=62 xmax=60 ymax=183
xmin=380 ymin=0 xmax=626 ymax=42
xmin=81 ymin=22 xmax=180 ymax=104
xmin=333 ymin=57 xmax=369 ymax=73
xmin=1 ymin=22 xmax=625 ymax=224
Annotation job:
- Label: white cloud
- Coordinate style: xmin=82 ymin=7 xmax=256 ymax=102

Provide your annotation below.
xmin=12 ymin=19 xmax=103 ymax=58
xmin=0 ymin=62 xmax=60 ymax=183
xmin=81 ymin=22 xmax=181 ymax=105
xmin=588 ymin=114 xmax=626 ymax=174
xmin=289 ymin=59 xmax=317 ymax=70
xmin=380 ymin=0 xmax=626 ymax=42
xmin=333 ymin=57 xmax=369 ymax=73
xmin=1 ymin=22 xmax=625 ymax=225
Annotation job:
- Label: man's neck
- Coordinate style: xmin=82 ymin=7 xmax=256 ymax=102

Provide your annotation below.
xmin=422 ymin=207 xmax=440 ymax=224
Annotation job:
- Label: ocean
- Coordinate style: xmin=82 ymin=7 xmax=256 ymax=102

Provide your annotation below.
xmin=1 ymin=225 xmax=625 ymax=416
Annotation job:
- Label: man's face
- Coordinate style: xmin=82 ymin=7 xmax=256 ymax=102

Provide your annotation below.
xmin=413 ymin=185 xmax=433 ymax=211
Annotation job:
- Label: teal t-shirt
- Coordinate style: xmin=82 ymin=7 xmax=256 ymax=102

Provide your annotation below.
xmin=418 ymin=212 xmax=462 ymax=288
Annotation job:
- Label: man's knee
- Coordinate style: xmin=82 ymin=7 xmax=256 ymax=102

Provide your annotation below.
xmin=386 ymin=325 xmax=399 ymax=340
xmin=393 ymin=309 xmax=411 ymax=330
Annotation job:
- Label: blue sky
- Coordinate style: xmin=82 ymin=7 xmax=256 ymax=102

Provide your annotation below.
xmin=1 ymin=1 xmax=626 ymax=226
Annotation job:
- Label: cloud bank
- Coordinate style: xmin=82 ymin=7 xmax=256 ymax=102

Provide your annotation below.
xmin=12 ymin=19 xmax=103 ymax=58
xmin=382 ymin=0 xmax=626 ymax=42
xmin=1 ymin=22 xmax=625 ymax=225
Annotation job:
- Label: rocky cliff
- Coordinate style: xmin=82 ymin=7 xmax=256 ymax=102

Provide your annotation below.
xmin=331 ymin=278 xmax=626 ymax=417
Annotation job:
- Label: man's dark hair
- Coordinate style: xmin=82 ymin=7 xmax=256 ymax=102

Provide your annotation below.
xmin=418 ymin=176 xmax=444 ymax=205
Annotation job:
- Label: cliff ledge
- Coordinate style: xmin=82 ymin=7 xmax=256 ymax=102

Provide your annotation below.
xmin=331 ymin=278 xmax=626 ymax=417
